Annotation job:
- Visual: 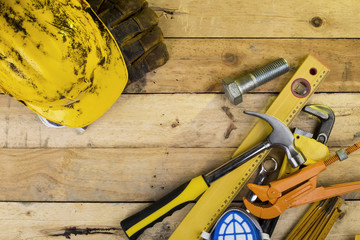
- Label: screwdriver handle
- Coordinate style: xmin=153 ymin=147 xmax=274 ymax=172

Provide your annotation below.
xmin=121 ymin=175 xmax=209 ymax=240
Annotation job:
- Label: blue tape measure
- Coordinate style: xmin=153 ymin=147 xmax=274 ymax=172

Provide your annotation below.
xmin=202 ymin=209 xmax=267 ymax=240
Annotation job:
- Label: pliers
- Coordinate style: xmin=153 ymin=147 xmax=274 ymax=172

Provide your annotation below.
xmin=244 ymin=142 xmax=360 ymax=219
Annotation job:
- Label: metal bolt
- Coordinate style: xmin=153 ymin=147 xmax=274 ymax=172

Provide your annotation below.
xmin=223 ymin=58 xmax=289 ymax=105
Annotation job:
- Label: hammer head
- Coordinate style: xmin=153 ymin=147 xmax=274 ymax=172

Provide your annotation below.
xmin=244 ymin=111 xmax=306 ymax=168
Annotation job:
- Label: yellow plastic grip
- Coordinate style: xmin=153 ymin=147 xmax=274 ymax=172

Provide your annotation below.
xmin=121 ymin=175 xmax=209 ymax=240
xmin=279 ymin=133 xmax=329 ymax=178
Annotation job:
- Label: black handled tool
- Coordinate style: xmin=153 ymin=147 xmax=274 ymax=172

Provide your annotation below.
xmin=120 ymin=111 xmax=305 ymax=240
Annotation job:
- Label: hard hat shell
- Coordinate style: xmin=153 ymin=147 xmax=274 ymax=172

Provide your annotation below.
xmin=0 ymin=0 xmax=128 ymax=128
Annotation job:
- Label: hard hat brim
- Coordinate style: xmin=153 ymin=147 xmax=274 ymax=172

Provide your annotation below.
xmin=26 ymin=65 xmax=128 ymax=128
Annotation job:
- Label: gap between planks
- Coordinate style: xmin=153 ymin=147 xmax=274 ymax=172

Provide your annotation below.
xmin=0 ymin=201 xmax=358 ymax=239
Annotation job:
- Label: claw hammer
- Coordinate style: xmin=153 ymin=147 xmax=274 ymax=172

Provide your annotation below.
xmin=120 ymin=111 xmax=306 ymax=240
xmin=260 ymin=104 xmax=335 ymax=236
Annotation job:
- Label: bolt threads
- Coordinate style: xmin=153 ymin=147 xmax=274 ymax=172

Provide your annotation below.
xmin=251 ymin=58 xmax=289 ymax=88
xmin=223 ymin=58 xmax=289 ymax=105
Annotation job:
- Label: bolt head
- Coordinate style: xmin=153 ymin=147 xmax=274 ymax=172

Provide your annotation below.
xmin=222 ymin=77 xmax=243 ymax=105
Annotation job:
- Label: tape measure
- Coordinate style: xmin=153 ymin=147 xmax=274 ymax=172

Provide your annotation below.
xmin=170 ymin=55 xmax=330 ymax=240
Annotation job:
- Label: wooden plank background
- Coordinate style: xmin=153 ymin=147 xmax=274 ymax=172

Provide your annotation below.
xmin=3 ymin=0 xmax=360 ymax=239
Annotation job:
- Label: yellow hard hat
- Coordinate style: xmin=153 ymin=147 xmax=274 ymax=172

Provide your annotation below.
xmin=0 ymin=0 xmax=128 ymax=128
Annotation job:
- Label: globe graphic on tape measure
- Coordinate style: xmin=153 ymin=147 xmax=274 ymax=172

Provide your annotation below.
xmin=212 ymin=210 xmax=262 ymax=240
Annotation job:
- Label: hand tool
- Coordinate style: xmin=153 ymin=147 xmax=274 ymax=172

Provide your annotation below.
xmin=279 ymin=104 xmax=335 ymax=178
xmin=120 ymin=111 xmax=305 ymax=240
xmin=259 ymin=136 xmax=328 ymax=237
xmin=261 ymin=104 xmax=334 ymax=236
xmin=302 ymin=104 xmax=335 ymax=144
xmin=170 ymin=55 xmax=330 ymax=240
xmin=247 ymin=157 xmax=278 ymax=202
xmin=286 ymin=197 xmax=344 ymax=240
xmin=223 ymin=58 xmax=289 ymax=105
xmin=244 ymin=142 xmax=360 ymax=219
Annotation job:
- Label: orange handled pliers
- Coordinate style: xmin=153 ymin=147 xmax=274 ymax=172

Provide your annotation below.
xmin=244 ymin=142 xmax=360 ymax=219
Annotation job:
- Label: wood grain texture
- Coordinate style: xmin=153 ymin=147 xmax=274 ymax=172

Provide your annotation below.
xmin=125 ymin=39 xmax=360 ymax=93
xmin=0 ymin=202 xmax=194 ymax=240
xmin=0 ymin=201 xmax=357 ymax=240
xmin=2 ymin=0 xmax=360 ymax=239
xmin=0 ymin=147 xmax=359 ymax=202
xmin=0 ymin=94 xmax=359 ymax=148
xmin=149 ymin=0 xmax=360 ymax=38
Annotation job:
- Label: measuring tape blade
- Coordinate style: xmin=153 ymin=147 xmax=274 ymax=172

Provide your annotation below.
xmin=170 ymin=55 xmax=330 ymax=240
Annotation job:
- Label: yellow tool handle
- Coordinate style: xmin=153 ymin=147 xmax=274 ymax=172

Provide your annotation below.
xmin=279 ymin=133 xmax=329 ymax=178
xmin=170 ymin=55 xmax=330 ymax=240
xmin=120 ymin=176 xmax=209 ymax=240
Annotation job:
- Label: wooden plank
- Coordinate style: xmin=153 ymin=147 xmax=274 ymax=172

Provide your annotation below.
xmin=0 ymin=201 xmax=357 ymax=240
xmin=0 ymin=148 xmax=234 ymax=201
xmin=149 ymin=0 xmax=360 ymax=38
xmin=0 ymin=147 xmax=359 ymax=202
xmin=0 ymin=93 xmax=359 ymax=148
xmin=0 ymin=202 xmax=166 ymax=240
xmin=126 ymin=39 xmax=360 ymax=93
